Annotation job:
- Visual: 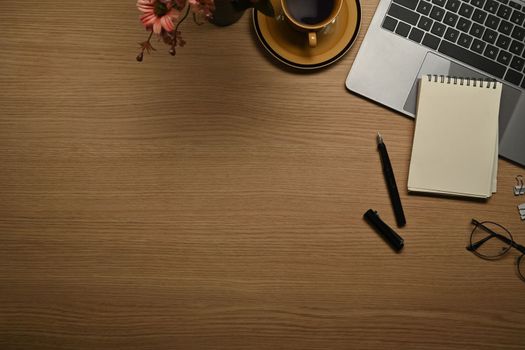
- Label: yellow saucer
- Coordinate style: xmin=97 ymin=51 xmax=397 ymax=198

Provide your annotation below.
xmin=252 ymin=0 xmax=361 ymax=69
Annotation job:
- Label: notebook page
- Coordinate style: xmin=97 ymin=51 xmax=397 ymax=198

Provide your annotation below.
xmin=409 ymin=134 xmax=497 ymax=196
xmin=408 ymin=77 xmax=502 ymax=198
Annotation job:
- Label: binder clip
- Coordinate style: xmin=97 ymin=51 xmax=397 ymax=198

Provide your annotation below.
xmin=519 ymin=203 xmax=525 ymax=221
xmin=514 ymin=175 xmax=524 ymax=196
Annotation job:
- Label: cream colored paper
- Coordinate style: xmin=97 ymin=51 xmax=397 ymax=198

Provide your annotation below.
xmin=408 ymin=76 xmax=502 ymax=198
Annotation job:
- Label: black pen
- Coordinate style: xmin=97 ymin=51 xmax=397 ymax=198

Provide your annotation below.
xmin=377 ymin=132 xmax=406 ymax=227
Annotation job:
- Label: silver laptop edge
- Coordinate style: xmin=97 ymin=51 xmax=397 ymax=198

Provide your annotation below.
xmin=346 ymin=0 xmax=525 ymax=166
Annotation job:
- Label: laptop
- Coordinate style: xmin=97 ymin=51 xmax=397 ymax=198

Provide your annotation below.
xmin=346 ymin=0 xmax=525 ymax=166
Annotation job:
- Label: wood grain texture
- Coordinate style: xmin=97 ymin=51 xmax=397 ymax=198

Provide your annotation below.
xmin=0 ymin=1 xmax=524 ymax=349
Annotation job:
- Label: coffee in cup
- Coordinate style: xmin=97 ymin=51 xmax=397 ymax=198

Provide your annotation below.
xmin=281 ymin=0 xmax=344 ymax=47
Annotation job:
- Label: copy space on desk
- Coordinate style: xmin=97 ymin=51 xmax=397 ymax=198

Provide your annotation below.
xmin=408 ymin=76 xmax=502 ymax=199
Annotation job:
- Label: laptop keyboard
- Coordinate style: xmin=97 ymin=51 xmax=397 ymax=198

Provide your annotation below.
xmin=382 ymin=0 xmax=525 ymax=89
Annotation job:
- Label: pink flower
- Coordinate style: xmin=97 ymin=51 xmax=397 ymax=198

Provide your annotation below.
xmin=137 ymin=0 xmax=180 ymax=34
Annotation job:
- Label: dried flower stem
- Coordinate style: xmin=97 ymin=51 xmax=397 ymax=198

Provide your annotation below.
xmin=170 ymin=4 xmax=191 ymax=53
xmin=175 ymin=5 xmax=191 ymax=34
xmin=136 ymin=0 xmax=218 ymax=60
xmin=146 ymin=30 xmax=154 ymax=45
xmin=137 ymin=31 xmax=155 ymax=61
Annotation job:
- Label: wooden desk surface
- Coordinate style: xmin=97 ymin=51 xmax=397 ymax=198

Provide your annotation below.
xmin=1 ymin=1 xmax=524 ymax=349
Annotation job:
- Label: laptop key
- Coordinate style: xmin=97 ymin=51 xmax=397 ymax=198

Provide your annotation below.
xmin=432 ymin=0 xmax=446 ymax=7
xmin=422 ymin=32 xmax=441 ymax=49
xmin=484 ymin=0 xmax=499 ymax=13
xmin=457 ymin=17 xmax=472 ymax=32
xmin=472 ymin=8 xmax=487 ymax=23
xmin=418 ymin=16 xmax=434 ymax=30
xmin=498 ymin=20 xmax=513 ymax=35
xmin=417 ymin=1 xmax=433 ymax=15
xmin=511 ymin=26 xmax=525 ymax=41
xmin=444 ymin=27 xmax=460 ymax=42
xmin=444 ymin=11 xmax=459 ymax=26
xmin=496 ymin=50 xmax=512 ymax=65
xmin=472 ymin=38 xmax=487 ymax=53
xmin=458 ymin=32 xmax=474 ymax=47
xmin=396 ymin=21 xmax=412 ymax=36
xmin=388 ymin=3 xmax=420 ymax=25
xmin=471 ymin=0 xmax=486 ymax=8
xmin=484 ymin=44 xmax=499 ymax=59
xmin=382 ymin=16 xmax=399 ymax=31
xmin=510 ymin=56 xmax=525 ymax=71
xmin=504 ymin=69 xmax=523 ymax=85
xmin=445 ymin=0 xmax=461 ymax=12
xmin=459 ymin=3 xmax=475 ymax=17
xmin=496 ymin=0 xmax=509 ymax=4
xmin=409 ymin=27 xmax=425 ymax=42
xmin=496 ymin=4 xmax=512 ymax=19
xmin=509 ymin=40 xmax=524 ymax=55
xmin=485 ymin=14 xmax=500 ymax=29
xmin=470 ymin=23 xmax=485 ymax=37
xmin=482 ymin=28 xmax=498 ymax=43
xmin=509 ymin=11 xmax=524 ymax=26
xmin=430 ymin=6 xmax=446 ymax=20
xmin=509 ymin=1 xmax=521 ymax=10
xmin=470 ymin=0 xmax=485 ymax=9
xmin=393 ymin=0 xmax=419 ymax=10
xmin=438 ymin=40 xmax=507 ymax=78
xmin=496 ymin=34 xmax=511 ymax=50
xmin=431 ymin=22 xmax=447 ymax=36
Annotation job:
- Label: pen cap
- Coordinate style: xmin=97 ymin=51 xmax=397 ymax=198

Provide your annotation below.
xmin=364 ymin=209 xmax=404 ymax=252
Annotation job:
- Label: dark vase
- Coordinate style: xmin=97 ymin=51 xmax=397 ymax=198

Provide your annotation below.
xmin=209 ymin=0 xmax=246 ymax=26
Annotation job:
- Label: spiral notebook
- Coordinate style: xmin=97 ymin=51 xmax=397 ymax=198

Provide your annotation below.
xmin=408 ymin=75 xmax=502 ymax=199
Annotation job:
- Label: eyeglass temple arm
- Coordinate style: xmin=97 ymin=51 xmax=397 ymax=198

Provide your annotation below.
xmin=468 ymin=220 xmax=525 ymax=254
xmin=466 ymin=234 xmax=492 ymax=251
xmin=514 ymin=242 xmax=525 ymax=255
xmin=490 ymin=235 xmax=525 ymax=255
xmin=467 ymin=219 xmax=501 ymax=251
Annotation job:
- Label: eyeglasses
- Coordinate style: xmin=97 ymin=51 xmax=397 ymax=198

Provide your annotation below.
xmin=466 ymin=219 xmax=525 ymax=282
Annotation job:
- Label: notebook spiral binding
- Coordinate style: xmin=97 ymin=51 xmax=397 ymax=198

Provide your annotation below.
xmin=426 ymin=74 xmax=498 ymax=89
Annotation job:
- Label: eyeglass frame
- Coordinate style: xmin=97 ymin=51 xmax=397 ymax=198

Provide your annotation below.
xmin=466 ymin=219 xmax=525 ymax=282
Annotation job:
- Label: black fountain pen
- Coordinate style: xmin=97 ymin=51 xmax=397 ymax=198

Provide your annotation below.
xmin=377 ymin=132 xmax=406 ymax=227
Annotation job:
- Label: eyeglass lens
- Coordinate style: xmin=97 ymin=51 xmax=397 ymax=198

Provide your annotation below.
xmin=469 ymin=221 xmax=513 ymax=259
xmin=469 ymin=221 xmax=525 ymax=281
